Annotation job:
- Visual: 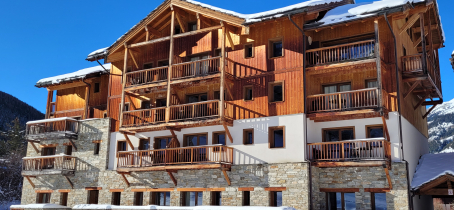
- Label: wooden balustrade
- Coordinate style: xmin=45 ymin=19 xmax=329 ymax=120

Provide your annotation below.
xmin=122 ymin=107 xmax=166 ymax=127
xmin=402 ymin=53 xmax=442 ymax=92
xmin=26 ymin=118 xmax=79 ymax=136
xmin=117 ymin=145 xmax=233 ymax=168
xmin=125 ymin=66 xmax=169 ymax=88
xmin=307 ymin=138 xmax=390 ymax=162
xmin=171 ymin=57 xmax=221 ymax=80
xmin=307 ymin=88 xmax=379 ymax=113
xmin=22 ymin=156 xmax=76 ymax=175
xmin=402 ymin=54 xmax=423 ymax=72
xmin=169 ymin=100 xmax=220 ymax=121
xmin=306 ymin=39 xmax=375 ymax=66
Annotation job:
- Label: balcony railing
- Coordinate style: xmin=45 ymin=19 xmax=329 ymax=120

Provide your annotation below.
xmin=125 ymin=66 xmax=169 ymax=88
xmin=170 ymin=100 xmax=219 ymax=121
xmin=307 ymin=138 xmax=390 ymax=162
xmin=306 ymin=39 xmax=375 ymax=67
xmin=402 ymin=53 xmax=442 ymax=93
xmin=307 ymin=88 xmax=379 ymax=113
xmin=117 ymin=145 xmax=233 ymax=169
xmin=25 ymin=117 xmax=79 ymax=140
xmin=122 ymin=107 xmax=166 ymax=127
xmin=22 ymin=155 xmax=76 ymax=176
xmin=171 ymin=57 xmax=221 ymax=80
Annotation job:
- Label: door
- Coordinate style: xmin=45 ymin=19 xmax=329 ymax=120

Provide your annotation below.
xmin=190 ymin=55 xmax=210 ymax=76
xmin=41 ymin=147 xmax=56 ymax=169
xmin=186 ymin=93 xmax=208 ymax=118
xmin=323 ymin=83 xmax=351 ymax=110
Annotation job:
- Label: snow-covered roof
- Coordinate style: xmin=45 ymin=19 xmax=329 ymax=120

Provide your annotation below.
xmin=26 ymin=117 xmax=78 ymax=125
xmin=36 ymin=64 xmax=111 ymax=87
xmin=73 ymin=205 xmax=296 ymax=210
xmin=86 ymin=47 xmax=109 ymax=61
xmin=10 ymin=204 xmax=71 ymax=209
xmin=411 ymin=153 xmax=454 ymax=190
xmin=23 ymin=153 xmax=74 ymax=159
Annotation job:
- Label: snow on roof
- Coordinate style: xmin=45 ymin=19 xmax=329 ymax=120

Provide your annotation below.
xmin=10 ymin=204 xmax=71 ymax=209
xmin=73 ymin=205 xmax=296 ymax=210
xmin=86 ymin=47 xmax=109 ymax=61
xmin=411 ymin=153 xmax=454 ymax=190
xmin=23 ymin=153 xmax=73 ymax=159
xmin=36 ymin=64 xmax=111 ymax=87
xmin=26 ymin=117 xmax=78 ymax=125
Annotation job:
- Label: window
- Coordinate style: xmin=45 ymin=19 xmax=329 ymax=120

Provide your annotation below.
xmin=326 ymin=192 xmax=356 ymax=210
xmin=269 ymin=38 xmax=283 ymax=58
xmin=321 ymin=33 xmax=374 ymax=47
xmin=269 ymin=191 xmax=282 ymax=207
xmin=367 ymin=125 xmax=384 ymax=138
xmin=141 ymin=101 xmax=151 ymax=109
xmin=150 ymin=192 xmax=170 ymax=206
xmin=37 ymin=193 xmax=51 ymax=203
xmin=88 ymin=190 xmax=99 ymax=204
xmin=402 ymin=45 xmax=407 ymax=56
xmin=269 ymin=81 xmax=284 ymax=102
xmin=323 ymin=83 xmax=351 ymax=94
xmin=211 ymin=192 xmax=222 ymax=206
xmin=124 ymin=103 xmax=130 ymax=111
xmin=158 ymin=60 xmax=169 ymax=67
xmin=134 ymin=192 xmax=144 ymax=206
xmin=139 ymin=139 xmax=150 ymax=150
xmin=371 ymin=193 xmax=387 ymax=210
xmin=94 ymin=83 xmax=100 ymax=93
xmin=94 ymin=143 xmax=100 ymax=155
xmin=269 ymin=127 xmax=285 ymax=148
xmin=215 ymin=49 xmax=227 ymax=58
xmin=155 ymin=98 xmax=166 ymax=107
xmin=174 ymin=26 xmax=181 ymax=35
xmin=42 ymin=147 xmax=56 ymax=156
xmin=184 ymin=134 xmax=207 ymax=147
xmin=243 ymin=86 xmax=253 ymax=101
xmin=366 ymin=79 xmax=378 ymax=88
xmin=119 ymin=103 xmax=130 ymax=119
xmin=117 ymin=141 xmax=127 ymax=152
xmin=187 ymin=93 xmax=208 ymax=103
xmin=60 ymin=192 xmax=68 ymax=206
xmin=188 ymin=22 xmax=197 ymax=31
xmin=154 ymin=137 xmax=172 ymax=149
xmin=323 ymin=127 xmax=355 ymax=142
xmin=143 ymin=62 xmax=154 ymax=69
xmin=244 ymin=43 xmax=254 ymax=58
xmin=243 ymin=129 xmax=254 ymax=145
xmin=242 ymin=191 xmax=250 ymax=206
xmin=65 ymin=145 xmax=72 ymax=156
xmin=213 ymin=132 xmax=226 ymax=145
xmin=103 ymin=112 xmax=107 ymax=118
xmin=181 ymin=192 xmax=203 ymax=206
xmin=112 ymin=192 xmax=121 ymax=205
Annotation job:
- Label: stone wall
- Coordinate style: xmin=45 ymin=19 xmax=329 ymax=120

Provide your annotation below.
xmin=311 ymin=162 xmax=410 ymax=210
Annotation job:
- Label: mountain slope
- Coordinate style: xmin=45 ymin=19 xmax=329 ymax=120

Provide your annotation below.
xmin=428 ymin=98 xmax=454 ymax=153
xmin=0 ymin=91 xmax=44 ymax=131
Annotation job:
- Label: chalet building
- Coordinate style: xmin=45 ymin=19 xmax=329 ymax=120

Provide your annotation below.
xmin=15 ymin=0 xmax=445 ymax=209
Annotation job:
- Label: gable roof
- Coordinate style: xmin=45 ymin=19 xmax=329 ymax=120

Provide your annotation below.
xmin=411 ymin=153 xmax=454 ymax=190
xmin=36 ymin=64 xmax=111 ymax=88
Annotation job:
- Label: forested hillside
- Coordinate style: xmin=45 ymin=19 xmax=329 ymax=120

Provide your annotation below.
xmin=0 ymin=91 xmax=44 ymax=131
xmin=428 ymin=98 xmax=454 ymax=153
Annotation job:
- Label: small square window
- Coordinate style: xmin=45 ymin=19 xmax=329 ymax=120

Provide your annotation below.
xmin=60 ymin=192 xmax=68 ymax=206
xmin=244 ymin=44 xmax=254 ymax=58
xmin=94 ymin=83 xmax=100 ymax=93
xmin=134 ymin=192 xmax=144 ymax=206
xmin=112 ymin=192 xmax=121 ymax=205
xmin=65 ymin=145 xmax=73 ymax=156
xmin=94 ymin=143 xmax=100 ymax=155
xmin=366 ymin=79 xmax=378 ymax=88
xmin=269 ymin=38 xmax=283 ymax=58
xmin=37 ymin=193 xmax=51 ymax=203
xmin=243 ymin=129 xmax=254 ymax=145
xmin=367 ymin=125 xmax=384 ymax=138
xmin=139 ymin=139 xmax=150 ymax=150
xmin=188 ymin=22 xmax=197 ymax=31
xmin=87 ymin=190 xmax=99 ymax=204
xmin=269 ymin=127 xmax=285 ymax=148
xmin=117 ymin=141 xmax=127 ymax=152
xmin=243 ymin=86 xmax=253 ymax=101
xmin=269 ymin=191 xmax=282 ymax=207
xmin=242 ymin=191 xmax=250 ymax=206
xmin=269 ymin=81 xmax=284 ymax=102
xmin=211 ymin=191 xmax=222 ymax=206
xmin=143 ymin=62 xmax=154 ymax=69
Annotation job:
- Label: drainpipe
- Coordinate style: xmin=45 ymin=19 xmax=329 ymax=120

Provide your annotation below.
xmin=82 ymin=76 xmax=91 ymax=119
xmin=288 ymin=14 xmax=312 ymax=210
xmin=384 ymin=13 xmax=413 ymax=210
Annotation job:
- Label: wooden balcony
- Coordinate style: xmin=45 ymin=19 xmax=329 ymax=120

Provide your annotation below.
xmin=402 ymin=53 xmax=442 ymax=99
xmin=25 ymin=118 xmax=79 ymax=141
xmin=307 ymin=88 xmax=379 ymax=114
xmin=306 ymin=39 xmax=375 ymax=67
xmin=22 ymin=155 xmax=76 ymax=176
xmin=116 ymin=145 xmax=233 ymax=172
xmin=307 ymin=138 xmax=391 ymax=167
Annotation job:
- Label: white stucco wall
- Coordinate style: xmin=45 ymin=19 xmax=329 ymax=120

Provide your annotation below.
xmin=108 ymin=113 xmax=306 ymax=170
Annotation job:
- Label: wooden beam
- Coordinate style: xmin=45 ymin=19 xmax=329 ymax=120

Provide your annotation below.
xmin=399 ymin=13 xmax=420 ymax=35
xmin=312 ymin=161 xmax=386 ymax=168
xmin=381 ymin=116 xmax=391 ymax=142
xmin=120 ymin=173 xmax=130 ymax=187
xmin=167 ymin=171 xmax=177 ymax=186
xmin=29 ymin=142 xmax=40 ymax=154
xmin=413 ymin=30 xmax=429 ymax=48
xmin=128 ymin=50 xmax=139 ymax=69
xmin=413 ymin=24 xmax=438 ymax=33
xmin=173 ymin=25 xmax=222 ymax=39
xmin=122 ymin=133 xmax=134 ymax=150
xmin=384 ymin=167 xmax=393 ymax=190
xmin=197 ymin=13 xmax=212 ymax=27
xmin=45 ymin=90 xmax=53 ymax=119
xmin=241 ymin=26 xmax=250 ymax=35
xmin=25 ymin=176 xmax=35 ymax=188
xmin=219 ymin=22 xmax=226 ymax=119
xmin=365 ymin=188 xmax=391 ymax=193
xmin=119 ymin=44 xmax=129 ymax=127
xmin=126 ymin=95 xmax=138 ymax=110
xmin=225 ymin=83 xmax=233 ymax=101
xmin=169 ymin=129 xmax=179 ymax=142
xmin=64 ymin=176 xmax=74 ymax=189
xmin=222 ymin=122 xmax=233 ymax=143
xmin=83 ymin=85 xmax=90 ymax=119
xmin=420 ymin=12 xmax=428 ymax=74
xmin=174 ymin=8 xmax=187 ymax=33
xmin=68 ymin=139 xmax=78 ymax=151
xmin=226 ymin=28 xmax=235 ymax=50
xmin=414 ymin=92 xmax=431 ymax=110
xmin=423 ymin=104 xmax=437 ymax=119
xmin=238 ymin=187 xmax=254 ymax=191
xmin=146 ymin=26 xmax=161 ymax=37
xmin=416 ymin=188 xmax=454 ymax=195
xmin=374 ymin=19 xmax=383 ymax=111
xmin=403 ymin=81 xmax=421 ymax=100
xmin=222 ymin=170 xmax=231 ymax=186
xmin=166 ymin=10 xmax=175 ymax=123
xmin=319 ymin=188 xmax=360 ymax=193
xmin=196 ymin=13 xmax=201 ymax=30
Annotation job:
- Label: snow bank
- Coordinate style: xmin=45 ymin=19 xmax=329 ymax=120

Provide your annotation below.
xmin=36 ymin=64 xmax=111 ymax=87
xmin=26 ymin=117 xmax=78 ymax=125
xmin=73 ymin=205 xmax=296 ymax=210
xmin=411 ymin=153 xmax=454 ymax=190
xmin=10 ymin=204 xmax=70 ymax=209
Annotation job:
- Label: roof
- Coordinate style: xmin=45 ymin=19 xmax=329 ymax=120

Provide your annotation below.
xmin=36 ymin=64 xmax=111 ymax=87
xmin=26 ymin=117 xmax=78 ymax=125
xmin=86 ymin=47 xmax=109 ymax=61
xmin=411 ymin=153 xmax=454 ymax=190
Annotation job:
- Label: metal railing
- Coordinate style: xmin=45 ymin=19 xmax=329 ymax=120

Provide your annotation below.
xmin=307 ymin=88 xmax=379 ymax=113
xmin=306 ymin=39 xmax=375 ymax=66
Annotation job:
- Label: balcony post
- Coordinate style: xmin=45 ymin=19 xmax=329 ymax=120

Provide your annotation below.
xmin=419 ymin=13 xmax=427 ymax=75
xmin=219 ymin=22 xmax=226 ymax=119
xmin=166 ymin=10 xmax=176 ymax=123
xmin=45 ymin=90 xmax=53 ymax=119
xmin=374 ymin=19 xmax=383 ymax=113
xmin=119 ymin=44 xmax=129 ymax=127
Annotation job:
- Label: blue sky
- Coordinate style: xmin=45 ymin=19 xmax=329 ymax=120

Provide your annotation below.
xmin=0 ymin=0 xmax=452 ymax=114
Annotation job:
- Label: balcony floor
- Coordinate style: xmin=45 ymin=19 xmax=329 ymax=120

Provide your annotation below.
xmin=120 ymin=117 xmax=233 ymax=133
xmin=308 ymin=109 xmax=381 ymax=122
xmin=117 ymin=163 xmax=231 ymax=173
xmin=311 ymin=160 xmax=388 ymax=168
xmin=22 ymin=169 xmax=75 ymax=176
xmin=26 ymin=132 xmax=77 ymax=141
